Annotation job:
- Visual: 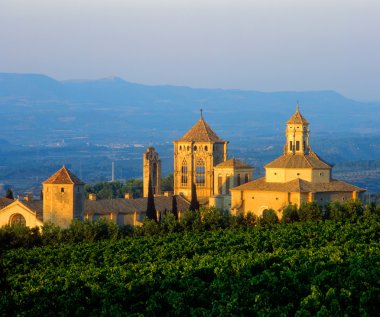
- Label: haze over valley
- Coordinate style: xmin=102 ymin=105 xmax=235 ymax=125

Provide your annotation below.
xmin=1 ymin=73 xmax=380 ymax=195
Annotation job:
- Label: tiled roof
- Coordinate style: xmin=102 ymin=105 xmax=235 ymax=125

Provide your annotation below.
xmin=287 ymin=105 xmax=309 ymax=125
xmin=85 ymin=195 xmax=190 ymax=214
xmin=265 ymin=152 xmax=331 ymax=169
xmin=0 ymin=197 xmax=13 ymax=209
xmin=231 ymin=177 xmax=366 ymax=193
xmin=179 ymin=116 xmax=225 ymax=142
xmin=22 ymin=200 xmax=43 ymax=221
xmin=43 ymin=166 xmax=85 ymax=185
xmin=215 ymin=158 xmax=254 ymax=169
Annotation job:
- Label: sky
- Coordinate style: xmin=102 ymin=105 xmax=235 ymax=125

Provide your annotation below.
xmin=0 ymin=0 xmax=379 ymax=101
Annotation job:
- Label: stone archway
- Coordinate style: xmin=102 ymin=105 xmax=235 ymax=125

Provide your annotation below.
xmin=9 ymin=213 xmax=26 ymax=226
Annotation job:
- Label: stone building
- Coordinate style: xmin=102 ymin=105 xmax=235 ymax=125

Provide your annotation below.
xmin=173 ymin=113 xmax=228 ymax=203
xmin=209 ymin=158 xmax=254 ymax=210
xmin=43 ymin=166 xmax=85 ymax=228
xmin=143 ymin=146 xmax=161 ymax=197
xmin=0 ymin=167 xmax=189 ymax=228
xmin=230 ymin=105 xmax=366 ymax=218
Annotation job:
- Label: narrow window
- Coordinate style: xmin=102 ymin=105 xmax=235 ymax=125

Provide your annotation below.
xmin=244 ymin=174 xmax=249 ymax=183
xmin=237 ymin=174 xmax=241 ymax=186
xmin=226 ymin=175 xmax=230 ymax=193
xmin=194 ymin=145 xmax=197 ymax=151
xmin=218 ymin=175 xmax=223 ymax=195
xmin=296 ymin=141 xmax=300 ymax=151
xmin=196 ymin=158 xmax=205 ymax=186
xmin=204 ymin=146 xmax=208 ymax=151
xmin=290 ymin=141 xmax=293 ymax=151
xmin=181 ymin=159 xmax=188 ymax=186
xmin=61 ymin=187 xmax=65 ymax=193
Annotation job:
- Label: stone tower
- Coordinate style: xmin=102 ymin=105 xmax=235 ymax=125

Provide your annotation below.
xmin=285 ymin=103 xmax=310 ymax=155
xmin=173 ymin=112 xmax=228 ymax=203
xmin=42 ymin=166 xmax=85 ymax=228
xmin=143 ymin=147 xmax=162 ymax=197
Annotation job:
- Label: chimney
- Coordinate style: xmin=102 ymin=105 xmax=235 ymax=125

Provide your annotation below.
xmin=24 ymin=195 xmax=33 ymax=202
xmin=124 ymin=193 xmax=133 ymax=200
xmin=89 ymin=193 xmax=97 ymax=201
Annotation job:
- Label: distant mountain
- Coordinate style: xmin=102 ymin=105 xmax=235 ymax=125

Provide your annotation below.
xmin=0 ymin=72 xmax=379 ymax=146
xmin=1 ymin=73 xmax=380 ymax=193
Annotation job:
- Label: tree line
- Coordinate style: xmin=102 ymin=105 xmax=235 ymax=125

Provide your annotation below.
xmin=1 ymin=199 xmax=380 ymax=252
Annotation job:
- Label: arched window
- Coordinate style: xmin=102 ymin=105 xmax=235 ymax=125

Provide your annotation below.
xmin=194 ymin=145 xmax=197 ymax=151
xmin=181 ymin=159 xmax=188 ymax=186
xmin=245 ymin=173 xmax=249 ymax=183
xmin=237 ymin=174 xmax=241 ymax=186
xmin=204 ymin=146 xmax=208 ymax=151
xmin=196 ymin=158 xmax=205 ymax=186
xmin=9 ymin=213 xmax=26 ymax=226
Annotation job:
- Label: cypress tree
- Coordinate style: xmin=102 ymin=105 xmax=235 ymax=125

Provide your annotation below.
xmin=5 ymin=188 xmax=14 ymax=200
xmin=146 ymin=175 xmax=157 ymax=222
xmin=189 ymin=182 xmax=200 ymax=211
xmin=172 ymin=195 xmax=178 ymax=220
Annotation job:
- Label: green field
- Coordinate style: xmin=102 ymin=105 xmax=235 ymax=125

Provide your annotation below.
xmin=1 ymin=216 xmax=380 ymax=316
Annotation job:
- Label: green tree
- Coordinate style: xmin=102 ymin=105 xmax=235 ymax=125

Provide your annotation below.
xmin=260 ymin=209 xmax=279 ymax=225
xmin=161 ymin=174 xmax=174 ymax=192
xmin=282 ymin=204 xmax=299 ymax=223
xmin=189 ymin=182 xmax=200 ymax=212
xmin=298 ymin=202 xmax=322 ymax=222
xmin=146 ymin=176 xmax=157 ymax=222
xmin=5 ymin=188 xmax=14 ymax=200
xmin=171 ymin=195 xmax=178 ymax=220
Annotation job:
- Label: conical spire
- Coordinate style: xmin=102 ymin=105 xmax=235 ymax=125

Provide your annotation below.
xmin=287 ymin=103 xmax=308 ymax=125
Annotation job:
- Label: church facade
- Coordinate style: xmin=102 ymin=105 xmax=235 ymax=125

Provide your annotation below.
xmin=230 ymin=105 xmax=366 ymax=218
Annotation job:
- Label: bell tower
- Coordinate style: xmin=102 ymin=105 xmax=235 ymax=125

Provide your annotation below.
xmin=285 ymin=103 xmax=310 ymax=155
xmin=143 ymin=147 xmax=161 ymax=197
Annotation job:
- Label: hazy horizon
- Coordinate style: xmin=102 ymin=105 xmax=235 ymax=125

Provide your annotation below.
xmin=1 ymin=0 xmax=379 ymax=101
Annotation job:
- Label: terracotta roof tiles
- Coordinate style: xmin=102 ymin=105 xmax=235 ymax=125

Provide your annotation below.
xmin=84 ymin=195 xmax=190 ymax=214
xmin=231 ymin=177 xmax=366 ymax=193
xmin=265 ymin=152 xmax=331 ymax=169
xmin=215 ymin=158 xmax=254 ymax=169
xmin=43 ymin=166 xmax=84 ymax=185
xmin=179 ymin=116 xmax=225 ymax=142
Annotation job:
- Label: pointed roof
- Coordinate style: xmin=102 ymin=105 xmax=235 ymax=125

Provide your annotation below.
xmin=287 ymin=103 xmax=309 ymax=125
xmin=265 ymin=152 xmax=331 ymax=169
xmin=231 ymin=177 xmax=366 ymax=193
xmin=179 ymin=116 xmax=225 ymax=142
xmin=215 ymin=158 xmax=254 ymax=169
xmin=43 ymin=166 xmax=84 ymax=185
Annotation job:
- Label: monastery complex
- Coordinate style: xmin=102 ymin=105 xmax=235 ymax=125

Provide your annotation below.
xmin=0 ymin=105 xmax=365 ymax=228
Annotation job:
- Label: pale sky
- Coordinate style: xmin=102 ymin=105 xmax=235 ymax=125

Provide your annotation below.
xmin=1 ymin=0 xmax=379 ymax=101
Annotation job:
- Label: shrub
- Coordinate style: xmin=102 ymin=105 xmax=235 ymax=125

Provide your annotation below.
xmin=260 ymin=209 xmax=279 ymax=225
xmin=299 ymin=202 xmax=322 ymax=222
xmin=282 ymin=204 xmax=299 ymax=223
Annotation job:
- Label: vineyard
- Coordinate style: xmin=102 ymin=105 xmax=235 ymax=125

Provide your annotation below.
xmin=1 ymin=215 xmax=380 ymax=316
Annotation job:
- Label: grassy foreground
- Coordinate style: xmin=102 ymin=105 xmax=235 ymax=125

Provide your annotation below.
xmin=1 ymin=217 xmax=380 ymax=316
